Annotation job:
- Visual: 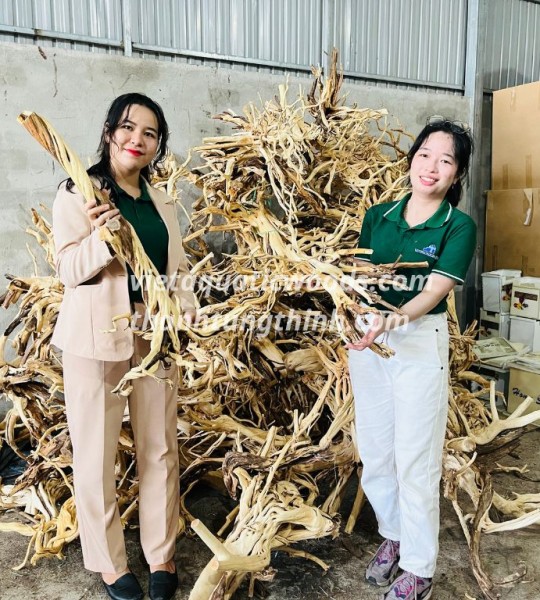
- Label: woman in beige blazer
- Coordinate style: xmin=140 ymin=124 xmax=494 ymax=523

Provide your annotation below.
xmin=52 ymin=93 xmax=196 ymax=600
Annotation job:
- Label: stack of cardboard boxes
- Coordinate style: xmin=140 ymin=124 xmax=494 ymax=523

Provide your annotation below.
xmin=479 ymin=269 xmax=520 ymax=339
xmin=476 ymin=269 xmax=520 ymax=405
xmin=484 ymin=80 xmax=540 ymax=415
xmin=485 ymin=81 xmax=540 ymax=276
xmin=509 ymin=278 xmax=540 ymax=351
xmin=508 ymin=277 xmax=540 ymax=414
xmin=476 ymin=271 xmax=540 ymax=415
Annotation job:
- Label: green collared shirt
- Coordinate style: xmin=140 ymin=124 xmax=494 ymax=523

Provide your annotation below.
xmin=357 ymin=194 xmax=477 ymax=313
xmin=112 ymin=180 xmax=169 ymax=303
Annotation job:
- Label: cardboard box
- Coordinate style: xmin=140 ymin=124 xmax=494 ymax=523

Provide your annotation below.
xmin=509 ymin=316 xmax=540 ymax=352
xmin=484 ymin=189 xmax=540 ymax=276
xmin=510 ymin=277 xmax=540 ymax=319
xmin=508 ymin=367 xmax=540 ymax=419
xmin=479 ymin=309 xmax=510 ymax=339
xmin=492 ymin=81 xmax=540 ymax=190
xmin=481 ymin=269 xmax=521 ymax=313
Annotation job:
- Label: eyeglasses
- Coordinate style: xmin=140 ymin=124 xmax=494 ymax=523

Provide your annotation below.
xmin=426 ymin=115 xmax=470 ymax=133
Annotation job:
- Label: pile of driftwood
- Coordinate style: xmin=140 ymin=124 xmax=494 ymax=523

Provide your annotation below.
xmin=1 ymin=52 xmax=540 ymax=600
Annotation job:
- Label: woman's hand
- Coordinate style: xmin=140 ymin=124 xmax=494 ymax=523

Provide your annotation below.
xmin=84 ymin=196 xmax=120 ymax=230
xmin=346 ymin=314 xmax=386 ymax=351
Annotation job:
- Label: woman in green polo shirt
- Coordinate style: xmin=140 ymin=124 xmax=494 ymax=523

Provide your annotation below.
xmin=52 ymin=93 xmax=196 ymax=600
xmin=347 ymin=117 xmax=476 ymax=600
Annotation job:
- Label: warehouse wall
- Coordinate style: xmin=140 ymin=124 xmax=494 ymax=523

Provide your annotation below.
xmin=0 ymin=0 xmax=468 ymax=92
xmin=3 ymin=1 xmax=540 ymax=93
xmin=0 ymin=41 xmax=471 ymax=336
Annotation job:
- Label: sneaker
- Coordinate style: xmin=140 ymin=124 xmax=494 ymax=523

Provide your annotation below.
xmin=381 ymin=571 xmax=433 ymax=600
xmin=365 ymin=538 xmax=400 ymax=587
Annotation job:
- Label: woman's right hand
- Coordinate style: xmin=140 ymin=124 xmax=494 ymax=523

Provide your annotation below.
xmin=346 ymin=314 xmax=386 ymax=351
xmin=84 ymin=198 xmax=120 ymax=230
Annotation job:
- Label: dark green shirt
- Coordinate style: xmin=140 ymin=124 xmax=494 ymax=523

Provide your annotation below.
xmin=357 ymin=194 xmax=477 ymax=313
xmin=113 ymin=180 xmax=169 ymax=303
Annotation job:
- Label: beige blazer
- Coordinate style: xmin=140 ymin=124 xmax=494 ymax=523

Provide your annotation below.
xmin=51 ymin=179 xmax=196 ymax=361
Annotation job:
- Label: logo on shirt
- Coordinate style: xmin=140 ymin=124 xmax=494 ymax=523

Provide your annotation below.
xmin=415 ymin=244 xmax=439 ymax=260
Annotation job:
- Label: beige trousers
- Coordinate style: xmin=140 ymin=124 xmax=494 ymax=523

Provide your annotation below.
xmin=63 ymin=335 xmax=179 ymax=573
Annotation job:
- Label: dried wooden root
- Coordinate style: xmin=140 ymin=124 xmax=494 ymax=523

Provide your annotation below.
xmin=189 ymin=468 xmax=339 ymax=600
xmin=444 ymin=294 xmax=540 ymax=598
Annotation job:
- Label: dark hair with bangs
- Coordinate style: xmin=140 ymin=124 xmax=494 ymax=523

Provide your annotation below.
xmin=65 ymin=92 xmax=169 ymax=193
xmin=407 ymin=118 xmax=474 ymax=207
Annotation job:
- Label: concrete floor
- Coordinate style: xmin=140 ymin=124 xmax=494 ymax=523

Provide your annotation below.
xmin=1 ymin=413 xmax=539 ymax=599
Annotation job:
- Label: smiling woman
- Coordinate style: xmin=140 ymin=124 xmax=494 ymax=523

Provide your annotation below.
xmin=107 ymin=105 xmax=160 ymax=193
xmin=347 ymin=117 xmax=476 ymax=600
xmin=51 ymin=93 xmax=196 ymax=600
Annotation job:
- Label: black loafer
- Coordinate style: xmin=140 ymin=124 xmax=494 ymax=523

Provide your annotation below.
xmin=149 ymin=569 xmax=179 ymax=600
xmin=103 ymin=573 xmax=144 ymax=600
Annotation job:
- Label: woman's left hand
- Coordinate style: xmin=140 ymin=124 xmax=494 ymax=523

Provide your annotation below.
xmin=346 ymin=314 xmax=385 ymax=351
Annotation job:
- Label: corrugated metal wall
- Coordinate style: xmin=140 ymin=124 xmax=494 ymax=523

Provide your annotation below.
xmin=0 ymin=0 xmax=123 ymax=54
xmin=130 ymin=0 xmax=321 ymax=76
xmin=132 ymin=0 xmax=320 ymax=64
xmin=484 ymin=0 xmax=540 ymax=90
xmin=1 ymin=0 xmax=539 ymax=92
xmin=329 ymin=0 xmax=467 ymax=91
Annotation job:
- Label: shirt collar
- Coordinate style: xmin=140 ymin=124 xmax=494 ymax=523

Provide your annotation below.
xmin=113 ymin=178 xmax=152 ymax=202
xmin=383 ymin=193 xmax=453 ymax=229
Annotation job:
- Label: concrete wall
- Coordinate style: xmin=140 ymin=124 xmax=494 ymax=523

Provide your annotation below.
xmin=0 ymin=42 xmax=472 ymax=335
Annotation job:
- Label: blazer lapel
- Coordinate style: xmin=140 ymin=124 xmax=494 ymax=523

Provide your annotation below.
xmin=143 ymin=180 xmax=181 ymax=281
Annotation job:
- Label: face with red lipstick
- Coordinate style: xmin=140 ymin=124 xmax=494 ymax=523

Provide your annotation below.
xmin=106 ymin=104 xmax=159 ymax=178
xmin=409 ymin=131 xmax=459 ymax=201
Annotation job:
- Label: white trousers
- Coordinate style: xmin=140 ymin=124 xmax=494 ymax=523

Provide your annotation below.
xmin=348 ymin=313 xmax=449 ymax=578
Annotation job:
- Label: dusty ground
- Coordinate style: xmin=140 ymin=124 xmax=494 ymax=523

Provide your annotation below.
xmin=1 ymin=399 xmax=539 ymax=599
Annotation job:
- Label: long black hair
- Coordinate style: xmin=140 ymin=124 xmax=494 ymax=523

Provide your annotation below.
xmin=66 ymin=92 xmax=169 ymax=193
xmin=407 ymin=117 xmax=474 ymax=207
